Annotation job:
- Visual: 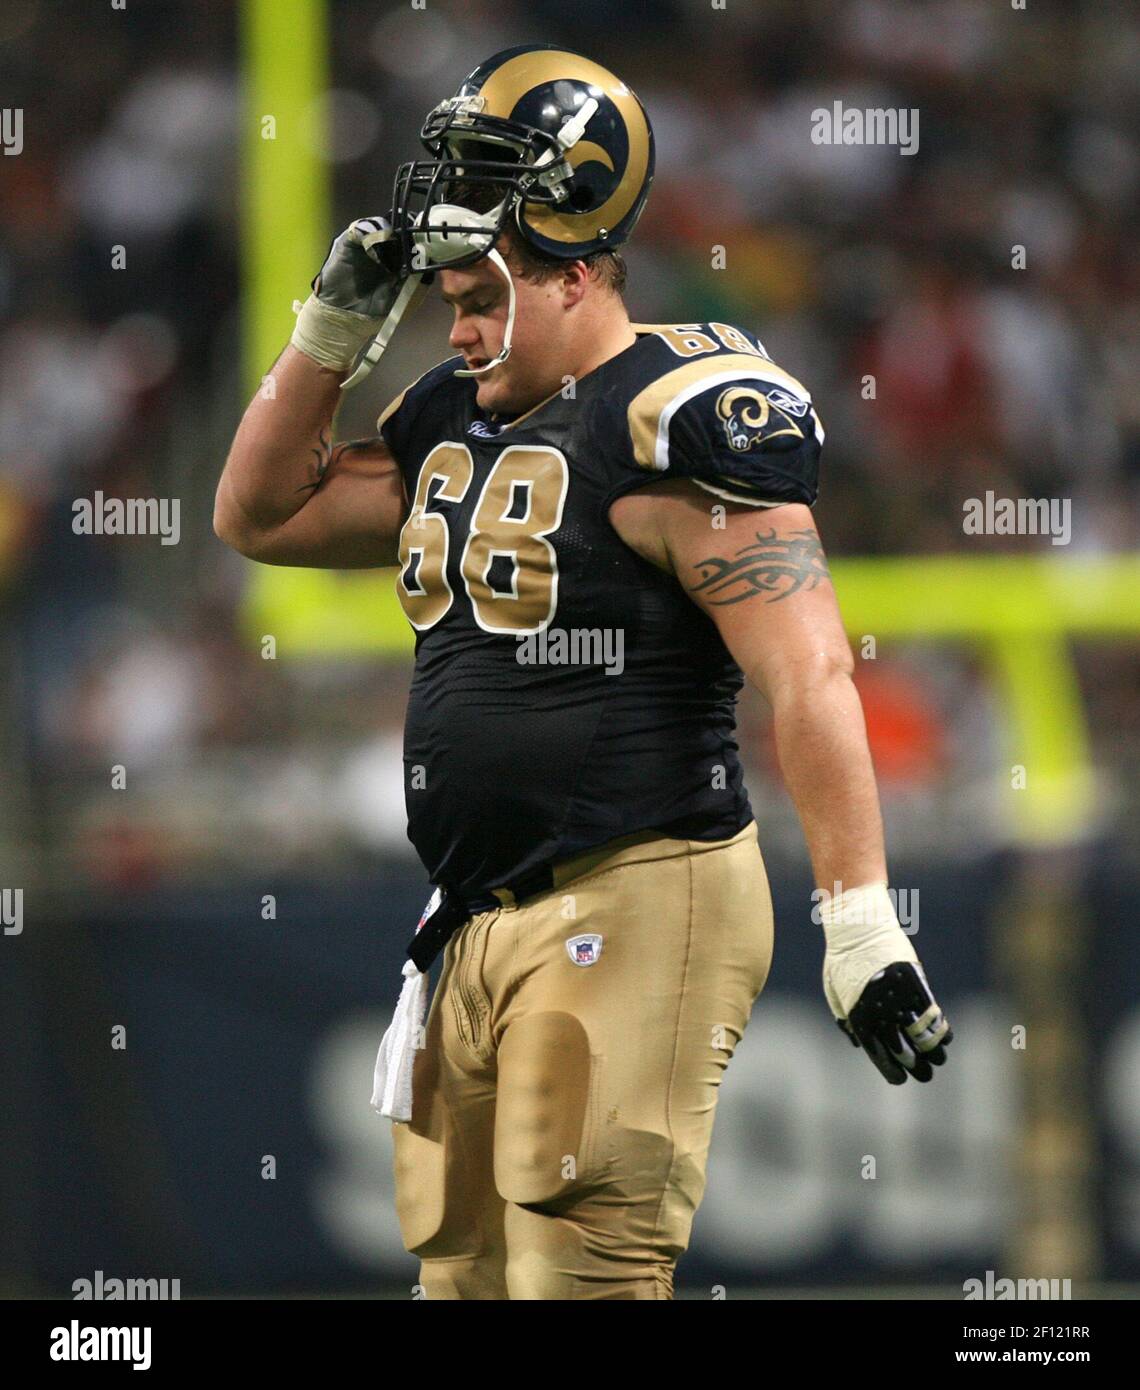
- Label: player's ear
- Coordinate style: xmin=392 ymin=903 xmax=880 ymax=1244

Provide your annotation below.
xmin=560 ymin=259 xmax=590 ymax=307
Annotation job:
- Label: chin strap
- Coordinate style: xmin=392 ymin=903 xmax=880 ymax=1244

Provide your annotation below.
xmin=342 ymin=225 xmax=516 ymax=389
xmin=340 ymin=272 xmax=434 ymax=391
xmin=452 ymin=246 xmax=516 ymax=377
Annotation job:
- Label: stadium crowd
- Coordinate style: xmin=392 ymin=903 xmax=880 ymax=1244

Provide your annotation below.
xmin=1 ymin=0 xmax=1137 ymax=887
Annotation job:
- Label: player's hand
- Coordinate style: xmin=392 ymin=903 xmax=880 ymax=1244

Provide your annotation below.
xmin=819 ymin=883 xmax=952 ymax=1085
xmin=312 ymin=216 xmax=408 ymax=319
xmin=832 ymin=960 xmax=952 ymax=1085
xmin=292 ymin=216 xmax=424 ymax=372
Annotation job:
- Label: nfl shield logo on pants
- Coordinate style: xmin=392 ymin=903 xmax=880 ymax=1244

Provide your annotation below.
xmin=566 ymin=933 xmax=603 ymax=967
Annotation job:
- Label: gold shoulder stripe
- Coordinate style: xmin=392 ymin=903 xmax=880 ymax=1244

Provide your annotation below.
xmin=376 ymin=389 xmax=407 ymax=433
xmin=374 ymin=356 xmax=459 ymax=433
xmin=627 ymin=353 xmax=813 ymax=472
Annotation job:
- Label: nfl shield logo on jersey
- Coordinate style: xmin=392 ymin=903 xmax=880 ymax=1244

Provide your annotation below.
xmin=566 ymin=933 xmax=604 ymax=967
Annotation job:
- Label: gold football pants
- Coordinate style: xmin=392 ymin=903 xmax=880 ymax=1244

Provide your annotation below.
xmin=391 ymin=819 xmax=774 ymax=1299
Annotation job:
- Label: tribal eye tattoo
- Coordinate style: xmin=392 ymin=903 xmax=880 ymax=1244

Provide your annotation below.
xmin=687 ymin=527 xmax=830 ymax=605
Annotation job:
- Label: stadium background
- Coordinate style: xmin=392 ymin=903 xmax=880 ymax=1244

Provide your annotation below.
xmin=2 ymin=0 xmax=1138 ymax=1298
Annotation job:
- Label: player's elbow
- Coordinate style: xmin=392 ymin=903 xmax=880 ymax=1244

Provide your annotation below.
xmin=213 ymin=495 xmax=265 ymax=560
xmin=212 ymin=471 xmax=268 ymax=559
xmin=762 ymin=641 xmax=856 ymax=709
xmin=212 ymin=499 xmax=243 ymax=553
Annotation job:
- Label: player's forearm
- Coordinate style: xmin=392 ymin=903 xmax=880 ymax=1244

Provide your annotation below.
xmin=768 ymin=662 xmax=888 ymax=893
xmin=214 ymin=344 xmax=345 ymax=550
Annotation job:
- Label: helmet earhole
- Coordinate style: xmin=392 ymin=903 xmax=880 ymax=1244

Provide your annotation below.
xmin=568 ymin=185 xmax=595 ymax=212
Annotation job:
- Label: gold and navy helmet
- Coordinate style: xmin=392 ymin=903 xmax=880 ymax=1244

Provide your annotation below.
xmin=388 ymin=43 xmax=655 ymax=278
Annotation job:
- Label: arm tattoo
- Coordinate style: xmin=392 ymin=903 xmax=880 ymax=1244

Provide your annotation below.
xmin=687 ymin=527 xmax=830 ymax=605
xmin=294 ymin=429 xmax=372 ymax=495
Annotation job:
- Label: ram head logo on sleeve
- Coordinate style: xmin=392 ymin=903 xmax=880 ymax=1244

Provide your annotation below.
xmin=716 ymin=385 xmax=807 ymax=452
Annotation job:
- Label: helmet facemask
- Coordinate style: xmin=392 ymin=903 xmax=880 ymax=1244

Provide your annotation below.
xmin=387 ymin=93 xmax=603 ymax=377
xmin=388 ymin=94 xmax=595 ymax=280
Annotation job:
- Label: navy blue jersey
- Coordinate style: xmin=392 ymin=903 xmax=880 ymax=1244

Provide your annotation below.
xmin=378 ymin=321 xmax=823 ymax=903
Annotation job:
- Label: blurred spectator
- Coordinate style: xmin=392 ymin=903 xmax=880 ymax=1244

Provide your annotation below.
xmin=1 ymin=0 xmax=1137 ymax=883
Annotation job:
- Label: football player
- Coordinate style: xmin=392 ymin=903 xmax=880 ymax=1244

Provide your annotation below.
xmin=215 ymin=44 xmax=952 ymax=1300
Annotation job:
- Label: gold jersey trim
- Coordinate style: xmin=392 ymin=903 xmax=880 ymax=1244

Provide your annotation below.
xmin=375 ymin=356 xmax=458 ymax=434
xmin=626 ymin=351 xmax=816 ymax=473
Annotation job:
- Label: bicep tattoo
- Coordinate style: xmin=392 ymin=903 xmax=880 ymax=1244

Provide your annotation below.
xmin=295 ymin=429 xmax=374 ymax=495
xmin=686 ymin=527 xmax=830 ymax=605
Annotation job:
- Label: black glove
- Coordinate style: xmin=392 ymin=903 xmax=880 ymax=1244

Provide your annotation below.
xmin=836 ymin=961 xmax=953 ymax=1085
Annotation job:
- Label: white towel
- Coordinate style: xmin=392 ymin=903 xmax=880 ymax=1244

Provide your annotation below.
xmin=371 ymin=887 xmax=441 ymax=1123
xmin=371 ymin=959 xmax=428 ymax=1123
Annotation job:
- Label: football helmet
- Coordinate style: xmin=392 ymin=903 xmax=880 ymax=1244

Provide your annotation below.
xmin=340 ymin=46 xmax=655 ymax=389
xmin=390 ymin=43 xmax=655 ymax=274
xmin=383 ymin=44 xmax=655 ymax=376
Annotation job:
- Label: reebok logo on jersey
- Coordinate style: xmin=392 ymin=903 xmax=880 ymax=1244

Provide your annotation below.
xmin=765 ymin=387 xmax=810 ymax=418
xmin=566 ymin=934 xmax=603 ymax=966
